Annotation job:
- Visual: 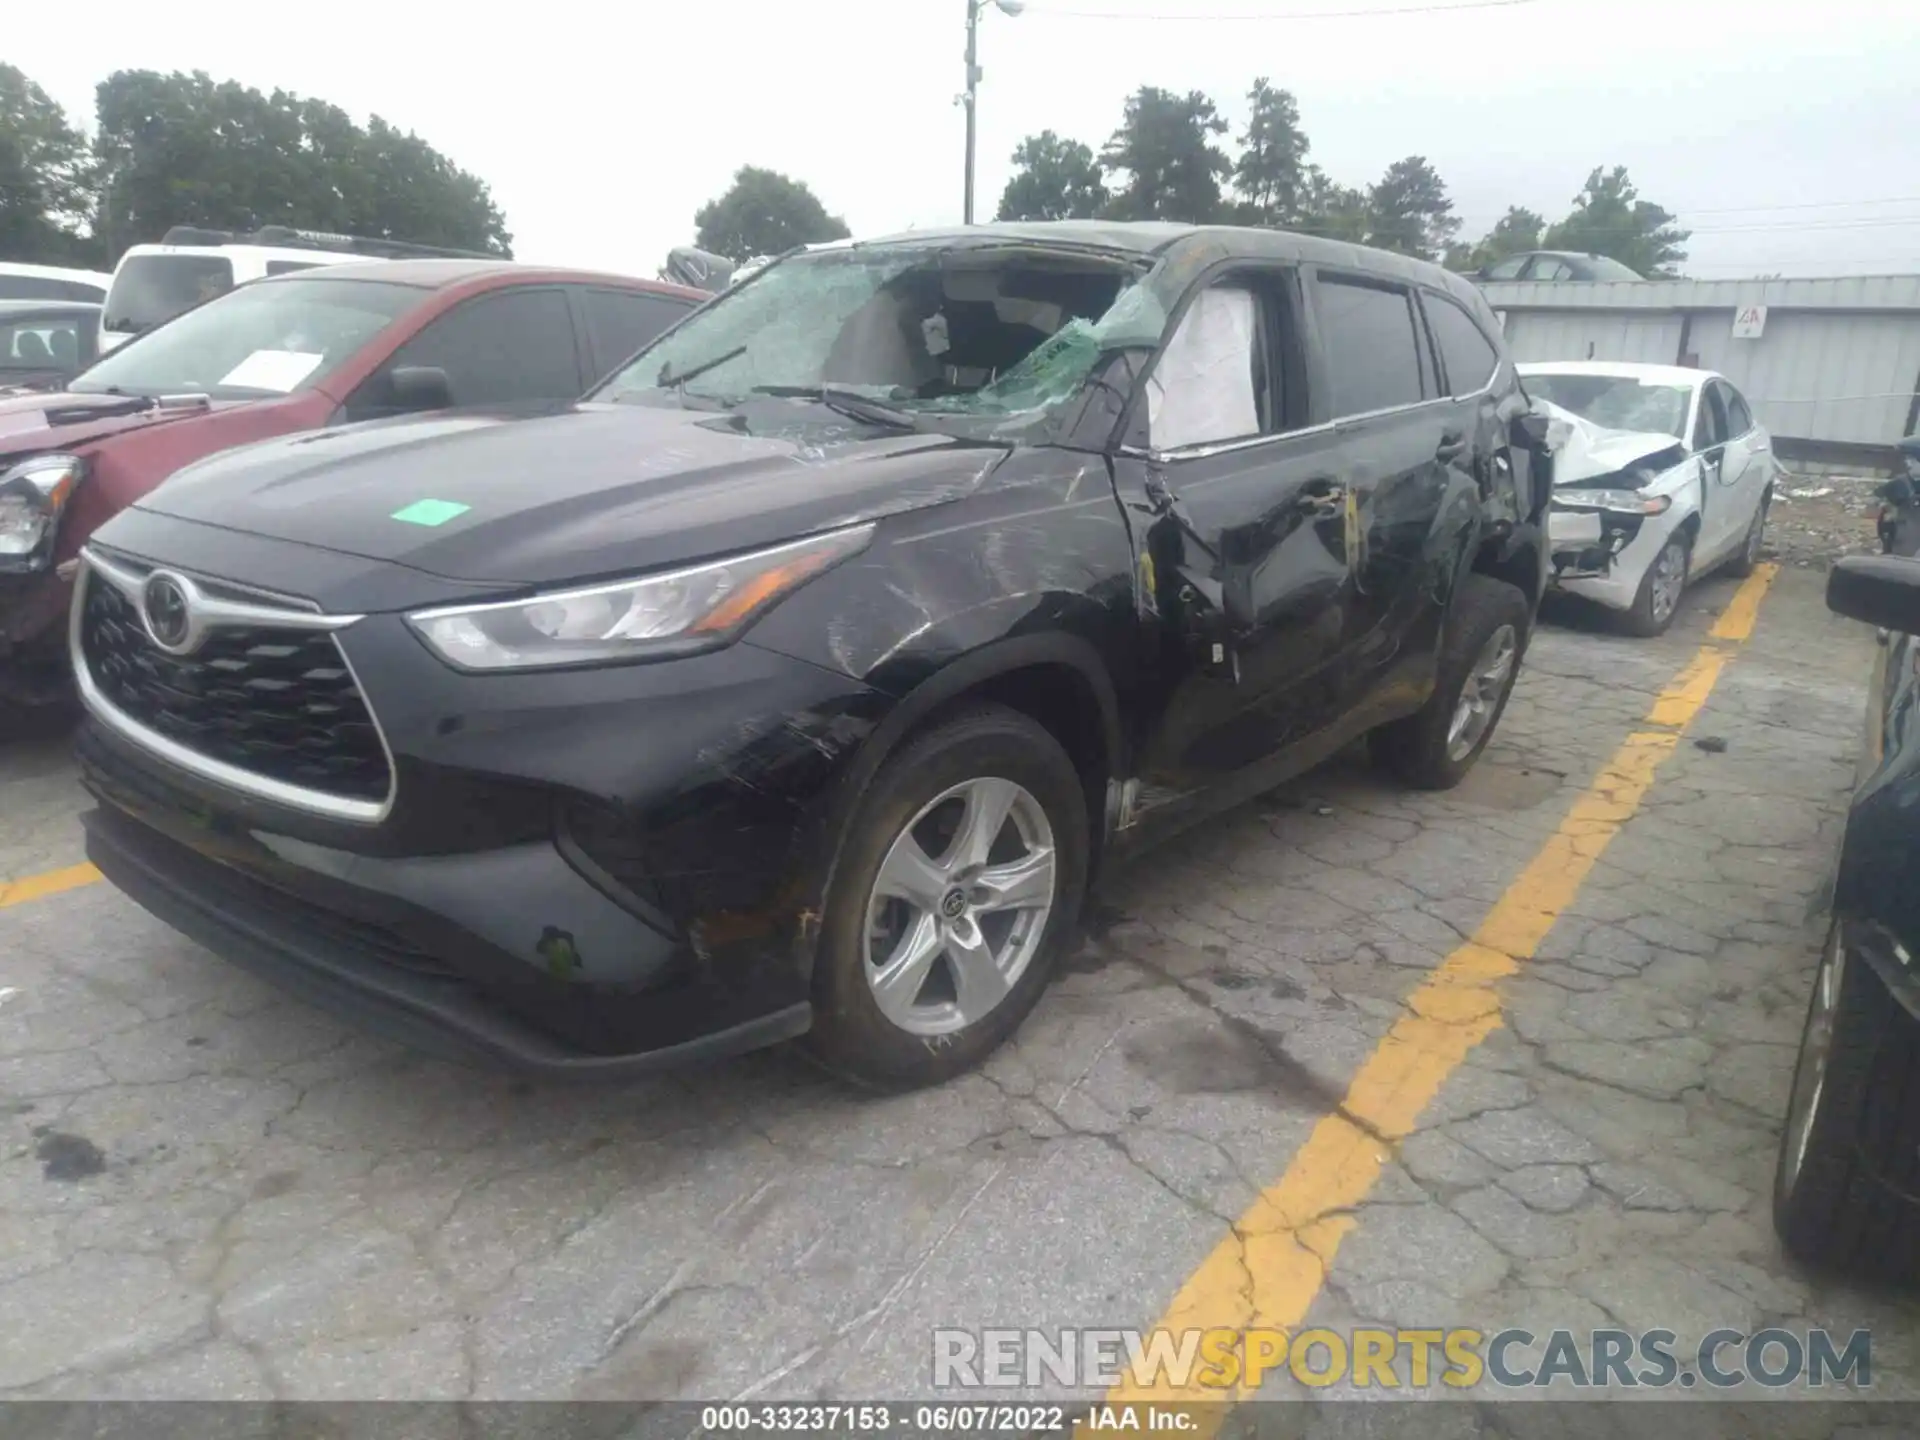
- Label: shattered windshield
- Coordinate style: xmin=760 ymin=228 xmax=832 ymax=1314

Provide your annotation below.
xmin=592 ymin=244 xmax=1161 ymax=436
xmin=1523 ymin=373 xmax=1692 ymax=440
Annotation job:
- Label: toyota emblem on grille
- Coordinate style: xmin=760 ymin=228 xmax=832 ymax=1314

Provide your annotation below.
xmin=141 ymin=572 xmax=197 ymax=653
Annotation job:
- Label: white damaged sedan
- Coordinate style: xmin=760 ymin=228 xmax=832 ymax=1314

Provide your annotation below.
xmin=1520 ymin=362 xmax=1778 ymax=636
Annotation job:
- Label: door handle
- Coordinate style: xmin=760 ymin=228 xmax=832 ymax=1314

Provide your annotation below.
xmin=1436 ymin=432 xmax=1468 ymax=463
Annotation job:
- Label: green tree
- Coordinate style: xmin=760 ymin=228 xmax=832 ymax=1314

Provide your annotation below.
xmin=1365 ymin=155 xmax=1459 ymax=261
xmin=348 ymin=117 xmax=511 ymax=253
xmin=693 ymin=166 xmax=850 ymax=262
xmin=1446 ymin=205 xmax=1546 ymax=272
xmin=1542 ymin=165 xmax=1689 ymax=277
xmin=996 ymin=131 xmax=1107 ymax=222
xmin=92 ymin=70 xmax=510 ymax=261
xmin=0 ymin=64 xmax=99 ymax=266
xmin=1230 ymin=78 xmax=1310 ymax=227
xmin=1297 ymin=166 xmax=1370 ymax=243
xmin=1099 ymin=87 xmax=1231 ymax=223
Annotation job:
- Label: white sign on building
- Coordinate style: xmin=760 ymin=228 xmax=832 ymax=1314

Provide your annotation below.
xmin=1732 ymin=304 xmax=1769 ymax=339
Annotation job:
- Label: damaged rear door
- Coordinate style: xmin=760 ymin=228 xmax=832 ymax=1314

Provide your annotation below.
xmin=1111 ymin=264 xmax=1358 ymax=813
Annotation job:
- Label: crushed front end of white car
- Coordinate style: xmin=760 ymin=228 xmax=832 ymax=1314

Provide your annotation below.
xmin=1537 ymin=399 xmax=1693 ymax=607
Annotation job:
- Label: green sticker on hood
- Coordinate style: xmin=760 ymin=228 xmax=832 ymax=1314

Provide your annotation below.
xmin=390 ymin=498 xmax=470 ymax=527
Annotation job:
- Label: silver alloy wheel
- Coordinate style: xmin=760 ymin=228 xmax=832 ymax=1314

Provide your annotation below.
xmin=1782 ymin=924 xmax=1846 ymax=1193
xmin=1445 ymin=623 xmax=1518 ymax=763
xmin=1648 ymin=539 xmax=1687 ymax=626
xmin=862 ymin=776 xmax=1057 ymax=1037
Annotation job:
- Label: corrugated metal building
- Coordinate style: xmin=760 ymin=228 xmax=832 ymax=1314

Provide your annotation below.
xmin=1479 ymin=273 xmax=1920 ymax=469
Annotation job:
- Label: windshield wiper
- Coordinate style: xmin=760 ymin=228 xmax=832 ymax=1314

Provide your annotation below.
xmin=657 ymin=345 xmax=747 ymax=395
xmin=749 ymin=385 xmax=919 ymax=430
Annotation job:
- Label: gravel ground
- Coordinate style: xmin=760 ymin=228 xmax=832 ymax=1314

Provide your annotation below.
xmin=1762 ymin=470 xmax=1886 ymax=570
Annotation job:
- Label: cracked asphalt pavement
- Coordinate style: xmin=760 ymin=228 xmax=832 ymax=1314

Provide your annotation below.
xmin=3 ymin=564 xmax=1919 ymax=1403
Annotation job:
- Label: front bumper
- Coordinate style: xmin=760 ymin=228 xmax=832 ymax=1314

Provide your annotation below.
xmin=70 ymin=526 xmax=889 ymax=1075
xmin=1547 ymin=501 xmax=1676 ymax=612
xmin=0 ymin=564 xmax=74 ymax=687
xmin=82 ymin=797 xmax=810 ymax=1076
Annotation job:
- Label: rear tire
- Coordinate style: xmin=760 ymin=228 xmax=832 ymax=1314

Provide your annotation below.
xmin=1773 ymin=919 xmax=1920 ymax=1280
xmin=805 ymin=704 xmax=1089 ymax=1091
xmin=1622 ymin=532 xmax=1690 ymax=637
xmin=1373 ymin=574 xmax=1530 ymax=791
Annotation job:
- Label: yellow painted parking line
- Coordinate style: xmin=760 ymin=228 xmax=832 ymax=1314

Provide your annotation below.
xmin=0 ymin=861 xmax=101 ymax=910
xmin=1098 ymin=561 xmax=1781 ymax=1422
xmin=1710 ymin=561 xmax=1780 ymax=642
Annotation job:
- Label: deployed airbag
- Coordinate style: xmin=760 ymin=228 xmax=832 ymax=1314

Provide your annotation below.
xmin=1148 ymin=287 xmax=1259 ymax=451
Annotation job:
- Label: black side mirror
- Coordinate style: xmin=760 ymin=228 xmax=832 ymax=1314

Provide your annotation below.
xmin=1828 ymin=554 xmax=1920 ymax=634
xmin=1510 ymin=412 xmax=1551 ymax=451
xmin=387 ymin=365 xmax=453 ymax=413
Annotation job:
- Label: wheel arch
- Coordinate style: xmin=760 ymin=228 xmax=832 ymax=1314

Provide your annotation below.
xmin=786 ymin=633 xmax=1124 ymax=979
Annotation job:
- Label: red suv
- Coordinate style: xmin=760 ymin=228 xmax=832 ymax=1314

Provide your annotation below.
xmin=0 ymin=258 xmax=706 ymax=705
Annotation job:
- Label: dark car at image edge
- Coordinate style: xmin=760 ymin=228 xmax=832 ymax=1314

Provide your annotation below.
xmin=1774 ymin=446 xmax=1920 ymax=1277
xmin=71 ymin=221 xmax=1554 ymax=1089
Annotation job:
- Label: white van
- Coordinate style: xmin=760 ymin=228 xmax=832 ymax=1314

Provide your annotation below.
xmin=0 ymin=262 xmax=113 ymax=304
xmin=99 ymin=224 xmax=492 ymax=352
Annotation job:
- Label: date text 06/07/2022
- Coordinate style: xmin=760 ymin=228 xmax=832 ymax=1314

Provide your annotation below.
xmin=697 ymin=1405 xmax=1081 ymax=1433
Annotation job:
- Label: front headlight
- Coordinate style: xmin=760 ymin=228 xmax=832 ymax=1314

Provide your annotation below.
xmin=0 ymin=454 xmax=86 ymax=571
xmin=1554 ymin=488 xmax=1672 ymax=516
xmin=406 ymin=523 xmax=875 ymax=672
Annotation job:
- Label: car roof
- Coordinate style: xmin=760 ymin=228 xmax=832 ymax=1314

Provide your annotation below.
xmin=0 ymin=299 xmax=101 ymax=320
xmin=1495 ymin=249 xmax=1643 ymax=276
xmin=1519 ymin=360 xmax=1714 ymax=387
xmin=847 ymin=220 xmax=1488 ymax=308
xmin=253 ymin=257 xmax=707 ymax=300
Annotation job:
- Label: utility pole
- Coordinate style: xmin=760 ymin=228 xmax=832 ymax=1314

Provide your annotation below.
xmin=961 ymin=0 xmax=1023 ymax=225
xmin=962 ymin=0 xmax=982 ymax=225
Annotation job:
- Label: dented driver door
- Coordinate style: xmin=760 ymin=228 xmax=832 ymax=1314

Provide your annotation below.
xmin=1113 ymin=269 xmax=1359 ymax=813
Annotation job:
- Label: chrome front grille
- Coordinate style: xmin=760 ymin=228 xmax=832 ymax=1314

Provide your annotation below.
xmin=73 ymin=550 xmax=394 ymax=822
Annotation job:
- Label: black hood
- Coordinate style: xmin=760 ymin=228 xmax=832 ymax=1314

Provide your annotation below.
xmin=130 ymin=401 xmax=1011 ymax=589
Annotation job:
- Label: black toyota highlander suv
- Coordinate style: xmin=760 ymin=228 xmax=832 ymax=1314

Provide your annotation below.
xmin=72 ymin=222 xmax=1552 ymax=1089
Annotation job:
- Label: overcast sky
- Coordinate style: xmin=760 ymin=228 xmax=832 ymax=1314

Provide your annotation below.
xmin=12 ymin=0 xmax=1920 ymax=279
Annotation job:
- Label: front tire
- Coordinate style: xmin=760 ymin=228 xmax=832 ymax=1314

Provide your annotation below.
xmin=1373 ymin=573 xmax=1530 ymax=791
xmin=806 ymin=704 xmax=1089 ymax=1090
xmin=1773 ymin=919 xmax=1920 ymax=1279
xmin=1623 ymin=531 xmax=1690 ymax=637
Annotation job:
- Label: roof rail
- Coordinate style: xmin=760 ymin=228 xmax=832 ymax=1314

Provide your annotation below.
xmin=156 ymin=224 xmax=496 ymax=261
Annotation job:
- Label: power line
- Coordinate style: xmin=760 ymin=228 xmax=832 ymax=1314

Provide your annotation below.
xmin=1433 ymin=214 xmax=1920 ymax=239
xmin=1675 ymin=195 xmax=1920 ymax=217
xmin=1444 ymin=198 xmax=1920 ymax=228
xmin=1020 ymin=0 xmax=1534 ymax=19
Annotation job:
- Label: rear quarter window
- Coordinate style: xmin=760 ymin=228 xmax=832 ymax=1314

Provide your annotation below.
xmin=1424 ymin=294 xmax=1502 ymax=395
